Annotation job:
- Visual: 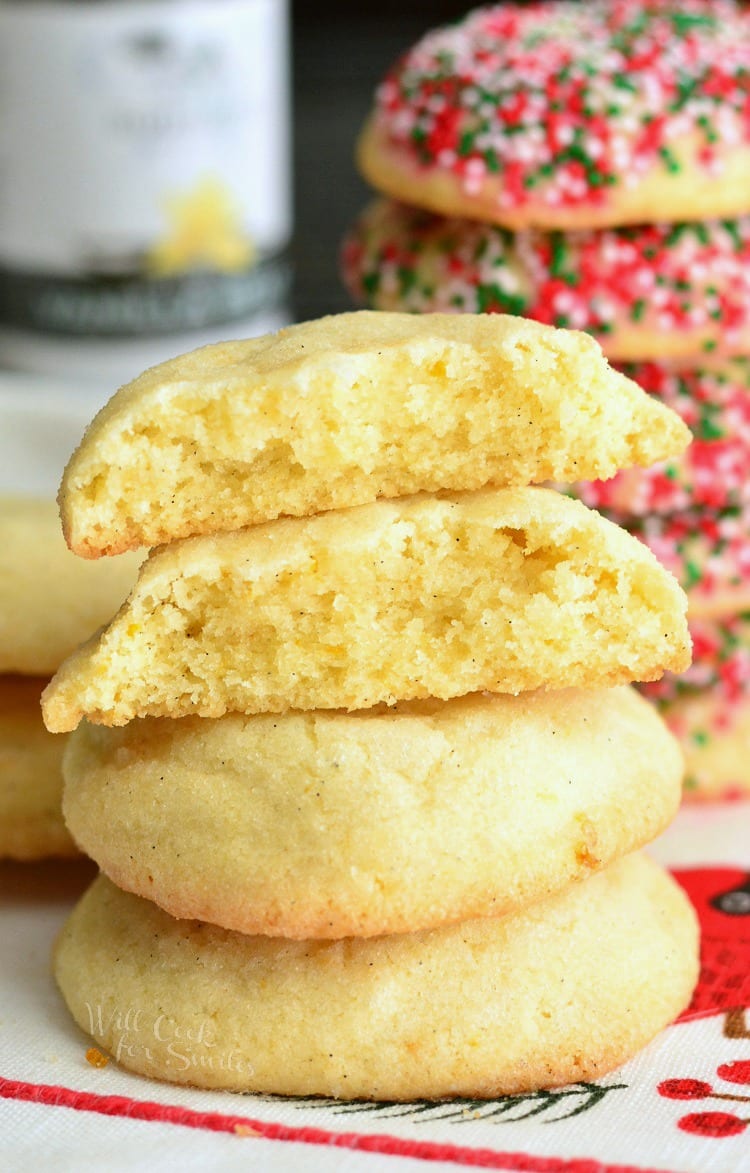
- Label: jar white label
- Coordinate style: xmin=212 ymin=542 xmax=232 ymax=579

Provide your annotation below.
xmin=0 ymin=0 xmax=291 ymax=336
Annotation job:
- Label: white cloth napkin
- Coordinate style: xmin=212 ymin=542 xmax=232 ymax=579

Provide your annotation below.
xmin=1 ymin=804 xmax=748 ymax=1173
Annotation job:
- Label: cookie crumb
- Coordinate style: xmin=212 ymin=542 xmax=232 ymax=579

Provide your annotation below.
xmin=233 ymin=1124 xmax=262 ymax=1138
xmin=85 ymin=1047 xmax=109 ymax=1068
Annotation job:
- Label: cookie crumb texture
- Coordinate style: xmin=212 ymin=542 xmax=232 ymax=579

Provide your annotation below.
xmin=59 ymin=312 xmax=688 ymax=557
xmin=53 ymin=856 xmax=699 ymax=1099
xmin=42 ymin=488 xmax=690 ymax=732
xmin=358 ymin=1 xmax=750 ymax=229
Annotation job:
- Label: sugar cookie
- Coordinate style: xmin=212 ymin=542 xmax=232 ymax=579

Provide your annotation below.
xmin=0 ymin=676 xmax=76 ymax=860
xmin=626 ymin=506 xmax=750 ymax=619
xmin=343 ymin=201 xmax=750 ymax=360
xmin=54 ymin=856 xmax=698 ymax=1099
xmin=642 ymin=611 xmax=750 ymax=707
xmin=577 ymin=359 xmax=750 ymax=516
xmin=0 ymin=496 xmax=139 ymax=675
xmin=58 ymin=312 xmax=688 ymax=558
xmin=358 ymin=2 xmax=750 ymax=230
xmin=42 ymin=488 xmax=690 ymax=732
xmin=659 ymin=689 xmax=750 ymax=801
xmin=61 ymin=687 xmax=682 ymax=939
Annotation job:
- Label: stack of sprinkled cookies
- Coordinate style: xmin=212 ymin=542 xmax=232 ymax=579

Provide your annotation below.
xmin=342 ymin=0 xmax=750 ymax=799
xmin=0 ymin=497 xmax=137 ymax=861
xmin=43 ymin=312 xmax=698 ymax=1099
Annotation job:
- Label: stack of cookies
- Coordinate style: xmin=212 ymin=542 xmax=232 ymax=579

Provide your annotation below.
xmin=0 ymin=497 xmax=137 ymax=861
xmin=43 ymin=311 xmax=698 ymax=1099
xmin=343 ymin=0 xmax=750 ymax=800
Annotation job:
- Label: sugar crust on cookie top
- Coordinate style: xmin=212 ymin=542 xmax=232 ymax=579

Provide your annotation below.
xmin=62 ymin=686 xmax=683 ymax=940
xmin=59 ymin=311 xmax=689 ymax=558
xmin=53 ymin=857 xmax=699 ymax=1098
xmin=357 ymin=1 xmax=750 ymax=229
xmin=343 ymin=200 xmax=750 ymax=360
xmin=41 ymin=487 xmax=691 ymax=733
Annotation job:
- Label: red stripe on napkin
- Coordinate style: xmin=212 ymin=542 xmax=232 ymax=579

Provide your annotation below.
xmin=0 ymin=1075 xmax=682 ymax=1172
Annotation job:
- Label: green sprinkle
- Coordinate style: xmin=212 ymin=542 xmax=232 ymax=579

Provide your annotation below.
xmin=476 ymin=283 xmax=526 ymax=315
xmin=659 ymin=145 xmax=682 ymax=174
xmin=666 ymin=224 xmax=688 ymax=246
xmin=397 ymin=266 xmax=419 ymax=296
xmin=685 ymin=560 xmax=703 ymax=588
xmin=484 ymin=148 xmax=500 ymax=174
xmin=697 ymin=418 xmax=725 ymax=441
xmin=632 ymin=299 xmax=647 ymax=321
xmin=675 ymin=74 xmax=700 ymax=105
xmin=362 ymin=272 xmax=380 ymax=297
xmin=672 ymin=12 xmax=717 ymax=34
xmin=724 ymin=220 xmax=744 ymax=250
xmin=550 ymin=236 xmax=569 ymax=279
xmin=698 ymin=115 xmax=720 ymax=145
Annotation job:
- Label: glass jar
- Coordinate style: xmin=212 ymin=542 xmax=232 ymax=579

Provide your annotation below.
xmin=0 ymin=0 xmax=291 ymax=384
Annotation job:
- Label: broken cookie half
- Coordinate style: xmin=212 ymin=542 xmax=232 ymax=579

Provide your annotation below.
xmin=42 ymin=487 xmax=690 ymax=732
xmin=58 ymin=311 xmax=690 ymax=558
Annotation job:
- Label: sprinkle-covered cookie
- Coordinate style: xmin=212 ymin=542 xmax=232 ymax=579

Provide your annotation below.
xmin=58 ymin=311 xmax=688 ymax=558
xmin=358 ymin=1 xmax=750 ymax=229
xmin=342 ymin=199 xmax=750 ymax=359
xmin=41 ymin=488 xmax=690 ymax=732
xmin=641 ymin=610 xmax=750 ymax=706
xmin=623 ymin=504 xmax=750 ymax=618
xmin=576 ymin=359 xmax=750 ymax=515
xmin=61 ymin=688 xmax=683 ymax=940
xmin=657 ymin=686 xmax=750 ymax=800
xmin=54 ymin=857 xmax=698 ymax=1098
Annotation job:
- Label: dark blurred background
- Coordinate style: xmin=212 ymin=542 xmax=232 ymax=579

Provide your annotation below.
xmin=291 ymin=2 xmax=473 ymax=320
